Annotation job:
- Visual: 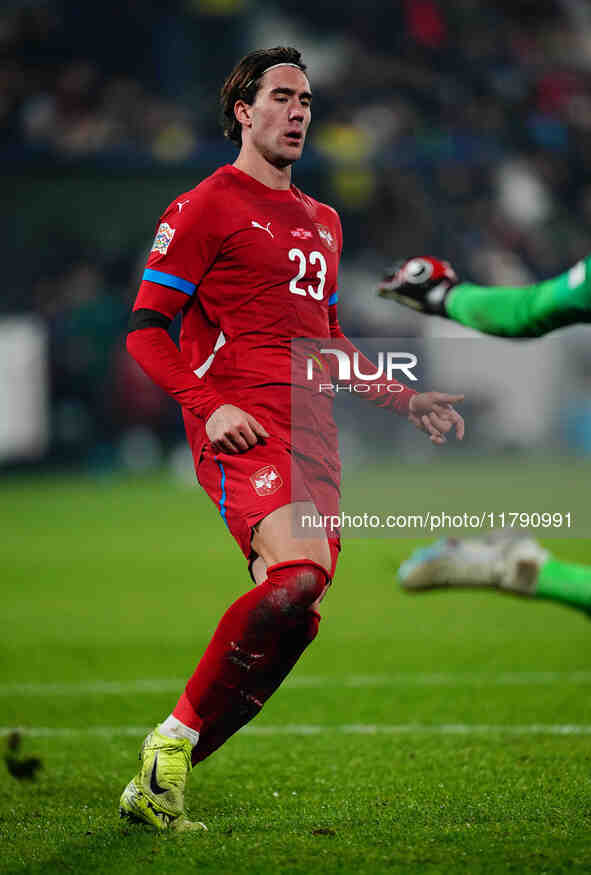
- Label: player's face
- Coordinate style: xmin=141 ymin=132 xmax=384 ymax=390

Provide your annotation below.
xmin=247 ymin=66 xmax=312 ymax=167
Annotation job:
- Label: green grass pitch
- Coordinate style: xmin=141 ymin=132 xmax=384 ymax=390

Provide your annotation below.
xmin=2 ymin=461 xmax=591 ymax=873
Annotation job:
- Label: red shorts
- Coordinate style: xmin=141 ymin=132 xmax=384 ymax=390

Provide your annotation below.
xmin=196 ymin=436 xmax=341 ymax=579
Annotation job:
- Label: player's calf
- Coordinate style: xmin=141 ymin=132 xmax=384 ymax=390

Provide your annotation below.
xmin=176 ymin=559 xmax=329 ymax=764
xmin=192 ymin=602 xmax=321 ymax=764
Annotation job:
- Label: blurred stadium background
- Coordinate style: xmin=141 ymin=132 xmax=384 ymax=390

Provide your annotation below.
xmin=3 ymin=0 xmax=591 ymax=474
xmin=4 ymin=4 xmax=591 ymax=869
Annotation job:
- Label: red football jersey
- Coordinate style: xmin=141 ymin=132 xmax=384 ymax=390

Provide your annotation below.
xmin=138 ymin=164 xmax=342 ymax=463
xmin=146 ymin=167 xmax=339 ymax=370
xmin=129 ymin=164 xmax=416 ymax=471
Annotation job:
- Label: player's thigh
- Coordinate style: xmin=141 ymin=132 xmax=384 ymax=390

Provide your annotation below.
xmin=249 ymin=456 xmax=342 ymax=584
xmin=197 ymin=437 xmax=324 ymax=566
xmin=251 ymin=500 xmax=332 ymax=574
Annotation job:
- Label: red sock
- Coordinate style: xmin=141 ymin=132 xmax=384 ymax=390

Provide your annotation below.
xmin=191 ymin=608 xmax=320 ymax=764
xmin=172 ymin=690 xmax=201 ymax=731
xmin=172 ymin=560 xmax=328 ymax=763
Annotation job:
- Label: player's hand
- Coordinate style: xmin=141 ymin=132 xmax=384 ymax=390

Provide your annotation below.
xmin=206 ymin=404 xmax=269 ymax=454
xmin=408 ymin=392 xmax=464 ymax=445
xmin=377 ymin=257 xmax=458 ymax=315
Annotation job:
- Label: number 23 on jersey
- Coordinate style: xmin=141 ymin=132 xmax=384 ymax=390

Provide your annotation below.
xmin=288 ymin=248 xmax=327 ymax=301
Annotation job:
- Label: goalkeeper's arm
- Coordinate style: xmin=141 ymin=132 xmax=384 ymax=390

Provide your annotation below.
xmin=378 ymin=255 xmax=591 ymax=338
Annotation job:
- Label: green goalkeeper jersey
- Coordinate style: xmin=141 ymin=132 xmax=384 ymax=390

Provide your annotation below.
xmin=445 ymin=255 xmax=591 ymax=338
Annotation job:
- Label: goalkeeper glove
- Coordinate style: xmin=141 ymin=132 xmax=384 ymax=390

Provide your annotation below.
xmin=377 ymin=256 xmax=458 ymax=316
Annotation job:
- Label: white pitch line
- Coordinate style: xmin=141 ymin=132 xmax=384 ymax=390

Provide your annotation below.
xmin=0 ymin=679 xmax=188 ymax=696
xmin=2 ymin=724 xmax=591 ymax=738
xmin=2 ymin=671 xmax=591 ymax=697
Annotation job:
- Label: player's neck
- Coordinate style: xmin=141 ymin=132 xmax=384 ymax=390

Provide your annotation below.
xmin=233 ymin=149 xmax=292 ymax=191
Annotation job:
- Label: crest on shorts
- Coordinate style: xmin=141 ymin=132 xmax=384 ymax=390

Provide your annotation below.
xmin=151 ymin=222 xmax=175 ymax=255
xmin=250 ymin=465 xmax=283 ymax=497
xmin=315 ymin=223 xmax=337 ymax=252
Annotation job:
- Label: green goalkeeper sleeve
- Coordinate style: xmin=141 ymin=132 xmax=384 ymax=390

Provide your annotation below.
xmin=445 ymin=256 xmax=591 ymax=337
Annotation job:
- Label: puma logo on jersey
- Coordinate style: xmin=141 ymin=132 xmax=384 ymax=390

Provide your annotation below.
xmin=251 ymin=220 xmax=274 ymax=238
xmin=177 ymin=200 xmax=190 ymax=212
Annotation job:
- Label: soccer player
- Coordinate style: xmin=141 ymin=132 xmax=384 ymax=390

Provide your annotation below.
xmin=120 ymin=47 xmax=465 ymax=831
xmin=378 ymin=257 xmax=591 ymax=614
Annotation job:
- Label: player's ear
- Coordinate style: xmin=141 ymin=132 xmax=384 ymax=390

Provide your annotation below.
xmin=234 ymin=100 xmax=253 ymax=129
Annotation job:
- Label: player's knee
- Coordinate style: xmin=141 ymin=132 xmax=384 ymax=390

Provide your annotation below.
xmin=266 ymin=560 xmax=330 ymax=615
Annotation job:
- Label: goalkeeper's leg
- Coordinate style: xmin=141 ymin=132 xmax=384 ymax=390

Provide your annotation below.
xmin=398 ymin=532 xmax=591 ymax=615
xmin=446 ymin=256 xmax=591 ymax=337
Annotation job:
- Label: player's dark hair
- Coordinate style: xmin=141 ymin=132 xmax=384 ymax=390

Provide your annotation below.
xmin=220 ymin=46 xmax=307 ymax=146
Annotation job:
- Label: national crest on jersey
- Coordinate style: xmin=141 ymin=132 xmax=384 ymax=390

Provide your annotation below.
xmin=315 ymin=223 xmax=337 ymax=252
xmin=152 ymin=222 xmax=175 ymax=255
xmin=250 ymin=464 xmax=283 ymax=496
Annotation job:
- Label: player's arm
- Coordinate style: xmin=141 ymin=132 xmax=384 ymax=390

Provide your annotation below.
xmin=378 ymin=255 xmax=591 ymax=338
xmin=127 ymin=283 xmax=224 ymax=422
xmin=128 ymin=286 xmax=268 ymax=454
xmin=328 ymin=296 xmax=464 ymax=445
xmin=127 ymin=199 xmax=268 ymax=454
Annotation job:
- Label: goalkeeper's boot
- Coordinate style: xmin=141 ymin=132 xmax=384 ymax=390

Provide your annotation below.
xmin=398 ymin=531 xmax=550 ymax=594
xmin=119 ymin=728 xmax=206 ymax=832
